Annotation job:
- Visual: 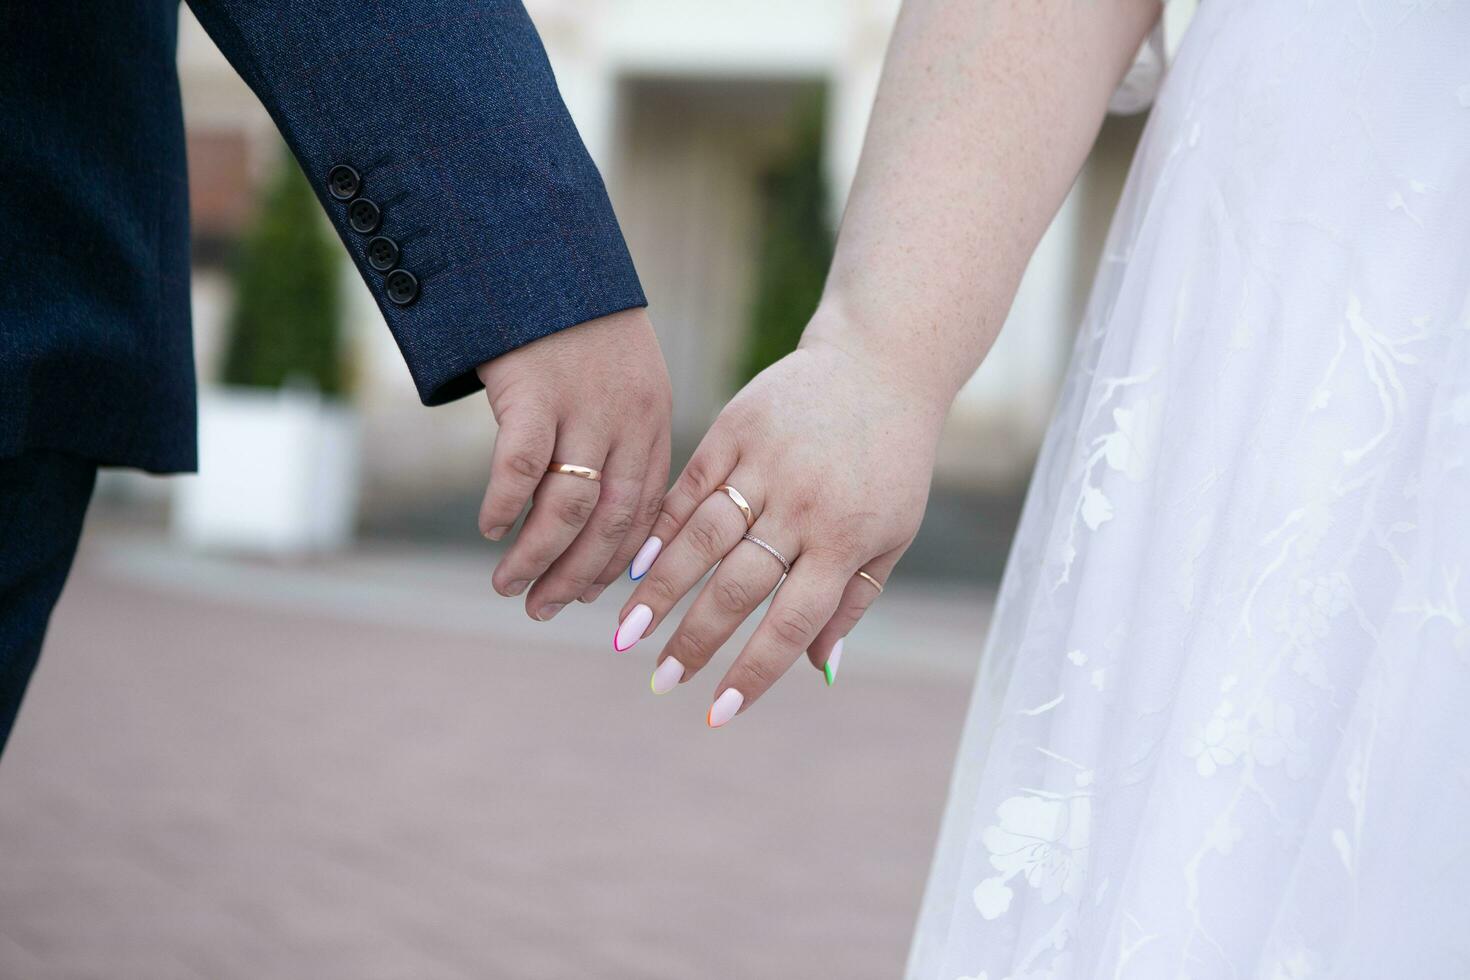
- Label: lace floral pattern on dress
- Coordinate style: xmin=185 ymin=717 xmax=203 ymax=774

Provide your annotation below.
xmin=909 ymin=2 xmax=1470 ymax=978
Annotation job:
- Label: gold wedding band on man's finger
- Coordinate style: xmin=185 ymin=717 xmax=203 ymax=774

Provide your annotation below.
xmin=547 ymin=461 xmax=602 ymax=481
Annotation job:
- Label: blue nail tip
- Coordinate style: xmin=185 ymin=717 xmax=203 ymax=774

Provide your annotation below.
xmin=629 ymin=568 xmax=646 ymax=581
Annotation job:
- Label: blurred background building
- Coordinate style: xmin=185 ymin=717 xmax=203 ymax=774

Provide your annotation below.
xmin=156 ymin=0 xmax=1145 ymax=550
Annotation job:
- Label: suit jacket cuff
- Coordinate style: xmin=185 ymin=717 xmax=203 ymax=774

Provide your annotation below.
xmin=188 ymin=0 xmax=647 ymax=406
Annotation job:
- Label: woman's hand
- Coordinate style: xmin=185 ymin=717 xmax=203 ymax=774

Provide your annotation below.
xmin=476 ymin=308 xmax=672 ymax=622
xmin=613 ymin=331 xmax=947 ymax=726
xmin=601 ymin=0 xmax=1157 ymax=723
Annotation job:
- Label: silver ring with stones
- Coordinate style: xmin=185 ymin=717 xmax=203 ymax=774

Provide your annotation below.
xmin=740 ymin=532 xmax=790 ymax=574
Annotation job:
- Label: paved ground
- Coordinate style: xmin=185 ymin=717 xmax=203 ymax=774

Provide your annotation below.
xmin=0 ymin=530 xmax=988 ymax=980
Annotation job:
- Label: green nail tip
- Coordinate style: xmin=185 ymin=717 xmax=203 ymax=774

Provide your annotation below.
xmin=824 ymin=662 xmax=836 ymax=687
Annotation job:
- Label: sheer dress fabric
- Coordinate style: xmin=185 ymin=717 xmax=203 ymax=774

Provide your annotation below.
xmin=908 ymin=3 xmax=1470 ymax=978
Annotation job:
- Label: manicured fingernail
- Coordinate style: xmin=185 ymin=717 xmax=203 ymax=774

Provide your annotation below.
xmin=707 ymin=688 xmax=744 ymax=728
xmin=505 ymin=580 xmax=530 ymax=597
xmin=613 ymin=604 xmax=653 ymax=652
xmin=485 ymin=526 xmax=509 ymax=541
xmin=536 ymin=603 xmax=565 ymax=622
xmin=579 ymin=583 xmax=608 ymax=603
xmin=650 ymin=657 xmax=685 ymax=695
xmin=629 ymin=537 xmax=662 ymax=580
xmin=824 ymin=638 xmax=844 ymax=687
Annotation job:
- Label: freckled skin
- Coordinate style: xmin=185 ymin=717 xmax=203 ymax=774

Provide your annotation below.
xmin=621 ymin=0 xmax=1160 ymax=724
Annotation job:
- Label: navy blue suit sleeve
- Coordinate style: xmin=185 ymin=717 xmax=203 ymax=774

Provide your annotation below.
xmin=185 ymin=0 xmax=646 ymax=405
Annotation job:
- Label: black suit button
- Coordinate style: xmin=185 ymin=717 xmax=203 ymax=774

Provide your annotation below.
xmin=385 ymin=269 xmax=419 ymax=306
xmin=348 ymin=198 xmax=381 ymax=234
xmin=366 ymin=235 xmax=400 ymax=272
xmin=327 ymin=164 xmax=360 ymax=201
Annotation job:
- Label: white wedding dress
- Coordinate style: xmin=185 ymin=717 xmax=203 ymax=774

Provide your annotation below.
xmin=908 ymin=3 xmax=1470 ymax=978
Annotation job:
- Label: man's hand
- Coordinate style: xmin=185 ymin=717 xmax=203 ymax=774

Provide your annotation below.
xmin=475 ymin=308 xmax=671 ymax=620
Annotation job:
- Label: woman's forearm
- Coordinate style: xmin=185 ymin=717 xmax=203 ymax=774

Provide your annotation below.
xmin=805 ymin=0 xmax=1159 ymax=409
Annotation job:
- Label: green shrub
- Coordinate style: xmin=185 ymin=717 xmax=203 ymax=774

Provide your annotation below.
xmin=740 ymin=93 xmax=835 ymax=384
xmin=220 ymin=148 xmax=347 ymax=397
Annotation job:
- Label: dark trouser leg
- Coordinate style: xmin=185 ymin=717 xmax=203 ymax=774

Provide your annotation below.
xmin=0 ymin=450 xmax=98 ymax=757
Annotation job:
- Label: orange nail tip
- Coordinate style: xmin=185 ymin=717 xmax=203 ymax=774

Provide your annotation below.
xmin=707 ymin=688 xmax=744 ymax=728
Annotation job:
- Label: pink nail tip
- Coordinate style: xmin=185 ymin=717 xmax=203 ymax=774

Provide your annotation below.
xmin=707 ymin=688 xmax=744 ymax=728
xmin=651 ymin=657 xmax=685 ymax=695
xmin=613 ymin=603 xmax=653 ymax=652
xmin=629 ymin=536 xmax=662 ymax=580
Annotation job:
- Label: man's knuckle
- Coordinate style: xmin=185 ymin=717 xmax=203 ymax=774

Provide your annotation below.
xmin=554 ymin=494 xmax=596 ymax=528
xmin=504 ymin=451 xmax=545 ymax=482
xmin=628 ymin=385 xmax=663 ymax=416
xmin=597 ymin=508 xmax=635 ymax=543
xmin=533 ymin=576 xmax=576 ymax=602
xmin=640 ymin=493 xmax=666 ymax=526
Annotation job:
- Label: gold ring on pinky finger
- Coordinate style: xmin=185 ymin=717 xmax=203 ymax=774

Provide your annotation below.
xmin=855 ymin=570 xmax=885 ymax=594
xmin=740 ymin=532 xmax=791 ymax=574
xmin=547 ymin=462 xmax=602 ymax=482
xmin=713 ymin=483 xmax=755 ymax=529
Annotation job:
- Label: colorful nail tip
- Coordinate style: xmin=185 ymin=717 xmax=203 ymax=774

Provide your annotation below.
xmin=628 ymin=536 xmax=663 ymax=581
xmin=651 ymin=656 xmax=685 ymax=695
xmin=824 ymin=639 xmax=844 ymax=687
xmin=707 ymin=688 xmax=744 ymax=728
xmin=613 ymin=603 xmax=654 ymax=653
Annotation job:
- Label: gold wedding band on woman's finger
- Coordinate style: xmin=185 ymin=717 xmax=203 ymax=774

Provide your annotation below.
xmin=713 ymin=483 xmax=755 ymax=529
xmin=547 ymin=462 xmax=602 ymax=482
xmin=855 ymin=569 xmax=885 ymax=594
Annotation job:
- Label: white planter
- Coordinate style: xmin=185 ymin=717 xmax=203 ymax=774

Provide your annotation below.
xmin=173 ymin=386 xmax=361 ymax=555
